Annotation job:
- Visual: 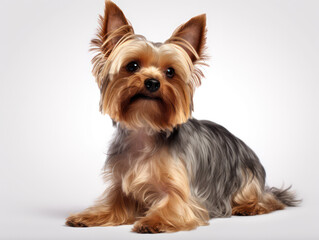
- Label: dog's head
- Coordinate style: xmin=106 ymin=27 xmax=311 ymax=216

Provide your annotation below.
xmin=91 ymin=1 xmax=207 ymax=132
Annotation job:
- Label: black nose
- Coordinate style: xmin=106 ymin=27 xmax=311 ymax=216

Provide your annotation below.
xmin=144 ymin=79 xmax=160 ymax=93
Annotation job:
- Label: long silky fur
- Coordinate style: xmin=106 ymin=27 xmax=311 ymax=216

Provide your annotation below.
xmin=105 ymin=118 xmax=299 ymax=220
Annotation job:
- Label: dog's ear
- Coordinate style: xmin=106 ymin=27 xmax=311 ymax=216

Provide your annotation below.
xmin=91 ymin=1 xmax=134 ymax=89
xmin=166 ymin=14 xmax=207 ymax=62
xmin=92 ymin=1 xmax=134 ymax=55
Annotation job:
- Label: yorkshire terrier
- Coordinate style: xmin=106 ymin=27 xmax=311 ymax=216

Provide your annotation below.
xmin=66 ymin=0 xmax=299 ymax=233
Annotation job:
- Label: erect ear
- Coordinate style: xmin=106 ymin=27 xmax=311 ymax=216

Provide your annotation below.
xmin=92 ymin=1 xmax=134 ymax=55
xmin=166 ymin=14 xmax=207 ymax=62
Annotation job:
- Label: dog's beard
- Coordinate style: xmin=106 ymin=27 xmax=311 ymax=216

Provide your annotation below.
xmin=122 ymin=96 xmax=168 ymax=132
xmin=100 ymin=75 xmax=192 ymax=132
xmin=119 ymin=86 xmax=184 ymax=132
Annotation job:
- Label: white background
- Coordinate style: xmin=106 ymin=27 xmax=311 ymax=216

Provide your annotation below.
xmin=1 ymin=0 xmax=318 ymax=239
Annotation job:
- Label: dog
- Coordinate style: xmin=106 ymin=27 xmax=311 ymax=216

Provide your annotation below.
xmin=66 ymin=0 xmax=299 ymax=233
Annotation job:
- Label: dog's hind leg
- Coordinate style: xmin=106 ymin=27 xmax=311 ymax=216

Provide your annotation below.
xmin=231 ymin=172 xmax=285 ymax=216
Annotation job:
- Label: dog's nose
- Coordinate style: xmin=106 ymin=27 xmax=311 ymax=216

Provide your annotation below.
xmin=144 ymin=79 xmax=160 ymax=93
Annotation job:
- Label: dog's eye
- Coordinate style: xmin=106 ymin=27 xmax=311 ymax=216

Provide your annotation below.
xmin=165 ymin=67 xmax=175 ymax=78
xmin=126 ymin=61 xmax=140 ymax=73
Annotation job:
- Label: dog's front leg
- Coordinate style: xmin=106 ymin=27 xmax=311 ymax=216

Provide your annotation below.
xmin=66 ymin=185 xmax=137 ymax=227
xmin=125 ymin=155 xmax=209 ymax=233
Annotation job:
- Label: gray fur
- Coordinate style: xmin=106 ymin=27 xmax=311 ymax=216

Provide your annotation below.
xmin=106 ymin=118 xmax=299 ymax=218
xmin=168 ymin=118 xmax=266 ymax=217
xmin=267 ymin=186 xmax=300 ymax=207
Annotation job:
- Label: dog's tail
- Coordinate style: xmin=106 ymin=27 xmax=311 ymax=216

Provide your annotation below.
xmin=267 ymin=185 xmax=301 ymax=207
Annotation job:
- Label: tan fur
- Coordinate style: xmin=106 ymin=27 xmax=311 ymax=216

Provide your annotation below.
xmin=232 ymin=172 xmax=285 ymax=216
xmin=96 ymin=39 xmax=195 ymax=132
xmin=66 ymin=131 xmax=209 ymax=232
xmin=121 ymin=145 xmax=209 ymax=232
xmin=90 ymin=1 xmax=207 ymax=132
xmin=166 ymin=14 xmax=207 ymax=64
xmin=66 ymin=186 xmax=139 ymax=227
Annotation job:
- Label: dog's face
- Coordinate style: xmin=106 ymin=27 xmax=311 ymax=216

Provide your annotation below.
xmin=91 ymin=1 xmax=207 ymax=132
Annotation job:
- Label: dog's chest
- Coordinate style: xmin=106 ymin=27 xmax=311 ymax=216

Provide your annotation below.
xmin=109 ymin=130 xmax=188 ymax=201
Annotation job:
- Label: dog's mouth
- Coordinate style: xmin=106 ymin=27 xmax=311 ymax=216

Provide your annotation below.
xmin=130 ymin=93 xmax=162 ymax=103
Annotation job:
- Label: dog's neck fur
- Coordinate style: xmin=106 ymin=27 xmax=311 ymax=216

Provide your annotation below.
xmin=117 ymin=121 xmax=175 ymax=143
xmin=117 ymin=124 xmax=167 ymax=154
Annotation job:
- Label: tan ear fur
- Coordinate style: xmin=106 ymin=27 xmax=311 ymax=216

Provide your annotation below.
xmin=166 ymin=14 xmax=207 ymax=62
xmin=90 ymin=1 xmax=134 ymax=88
xmin=92 ymin=1 xmax=134 ymax=55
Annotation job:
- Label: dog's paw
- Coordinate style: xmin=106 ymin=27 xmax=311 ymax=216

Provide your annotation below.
xmin=65 ymin=215 xmax=88 ymax=227
xmin=132 ymin=220 xmax=167 ymax=233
